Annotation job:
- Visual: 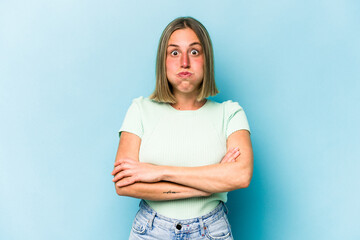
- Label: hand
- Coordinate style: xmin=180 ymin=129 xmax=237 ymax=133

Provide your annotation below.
xmin=111 ymin=158 xmax=163 ymax=187
xmin=220 ymin=147 xmax=240 ymax=164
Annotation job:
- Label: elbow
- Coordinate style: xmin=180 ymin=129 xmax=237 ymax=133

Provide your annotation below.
xmin=115 ymin=188 xmax=124 ymax=196
xmin=234 ymin=170 xmax=252 ymax=190
xmin=234 ymin=158 xmax=253 ymax=189
xmin=115 ymin=183 xmax=130 ymax=197
xmin=239 ymin=178 xmax=251 ymax=188
xmin=115 ymin=186 xmax=125 ymax=196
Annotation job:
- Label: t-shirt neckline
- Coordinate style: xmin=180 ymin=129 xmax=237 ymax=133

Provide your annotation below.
xmin=167 ymin=99 xmax=210 ymax=113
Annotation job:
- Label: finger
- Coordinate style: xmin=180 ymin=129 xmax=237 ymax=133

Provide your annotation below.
xmin=111 ymin=166 xmax=119 ymax=175
xmin=112 ymin=159 xmax=136 ymax=175
xmin=112 ymin=169 xmax=131 ymax=182
xmin=221 ymin=148 xmax=236 ymax=163
xmin=222 ymin=149 xmax=241 ymax=163
xmin=114 ymin=160 xmax=123 ymax=167
xmin=114 ymin=158 xmax=133 ymax=167
xmin=230 ymin=150 xmax=241 ymax=162
xmin=227 ymin=147 xmax=240 ymax=160
xmin=115 ymin=177 xmax=136 ymax=188
xmin=231 ymin=147 xmax=239 ymax=152
xmin=111 ymin=163 xmax=125 ymax=175
xmin=221 ymin=148 xmax=239 ymax=163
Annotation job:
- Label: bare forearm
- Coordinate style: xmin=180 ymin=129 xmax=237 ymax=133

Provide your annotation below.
xmin=113 ymin=157 xmax=253 ymax=194
xmin=160 ymin=136 xmax=253 ymax=193
xmin=115 ymin=180 xmax=210 ymax=201
xmin=160 ymin=161 xmax=252 ymax=193
xmin=113 ymin=131 xmax=253 ymax=194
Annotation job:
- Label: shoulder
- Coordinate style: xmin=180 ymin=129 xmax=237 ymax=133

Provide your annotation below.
xmin=131 ymin=96 xmax=164 ymax=108
xmin=221 ymin=100 xmax=244 ymax=110
xmin=208 ymin=99 xmax=245 ymax=114
xmin=130 ymin=96 xmax=146 ymax=105
xmin=130 ymin=96 xmax=170 ymax=116
xmin=224 ymin=100 xmax=247 ymax=116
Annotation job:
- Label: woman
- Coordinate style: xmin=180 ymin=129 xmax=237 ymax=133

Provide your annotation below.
xmin=111 ymin=17 xmax=253 ymax=240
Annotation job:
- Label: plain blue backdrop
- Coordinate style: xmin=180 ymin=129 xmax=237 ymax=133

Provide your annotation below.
xmin=1 ymin=1 xmax=359 ymax=239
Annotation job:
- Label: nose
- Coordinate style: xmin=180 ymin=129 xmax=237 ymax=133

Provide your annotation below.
xmin=181 ymin=53 xmax=190 ymax=68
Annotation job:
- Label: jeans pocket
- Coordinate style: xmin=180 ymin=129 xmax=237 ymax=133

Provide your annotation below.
xmin=205 ymin=215 xmax=232 ymax=240
xmin=131 ymin=212 xmax=147 ymax=235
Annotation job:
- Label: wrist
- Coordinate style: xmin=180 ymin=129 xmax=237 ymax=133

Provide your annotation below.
xmin=157 ymin=165 xmax=167 ymax=181
xmin=158 ymin=165 xmax=173 ymax=182
xmin=200 ymin=190 xmax=212 ymax=197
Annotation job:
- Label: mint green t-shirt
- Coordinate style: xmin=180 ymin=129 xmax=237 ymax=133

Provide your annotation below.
xmin=119 ymin=96 xmax=250 ymax=219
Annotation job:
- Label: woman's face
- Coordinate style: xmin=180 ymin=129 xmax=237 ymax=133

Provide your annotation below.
xmin=166 ymin=28 xmax=204 ymax=96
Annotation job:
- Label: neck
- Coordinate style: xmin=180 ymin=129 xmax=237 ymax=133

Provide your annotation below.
xmin=171 ymin=91 xmax=206 ymax=110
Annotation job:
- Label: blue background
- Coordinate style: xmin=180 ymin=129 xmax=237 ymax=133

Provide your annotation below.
xmin=1 ymin=1 xmax=359 ymax=239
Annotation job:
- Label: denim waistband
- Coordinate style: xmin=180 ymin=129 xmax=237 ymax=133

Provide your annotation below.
xmin=137 ymin=200 xmax=229 ymax=234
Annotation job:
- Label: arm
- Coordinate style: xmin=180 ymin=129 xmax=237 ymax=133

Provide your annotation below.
xmin=162 ymin=130 xmax=253 ymax=192
xmin=115 ymin=179 xmax=210 ymax=201
xmin=112 ymin=131 xmax=212 ymax=200
xmin=113 ymin=130 xmax=253 ymax=193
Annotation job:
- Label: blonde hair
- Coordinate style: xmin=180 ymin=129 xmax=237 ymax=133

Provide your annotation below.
xmin=149 ymin=17 xmax=219 ymax=103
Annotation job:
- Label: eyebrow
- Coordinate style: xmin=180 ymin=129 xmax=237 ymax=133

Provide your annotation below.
xmin=167 ymin=42 xmax=202 ymax=48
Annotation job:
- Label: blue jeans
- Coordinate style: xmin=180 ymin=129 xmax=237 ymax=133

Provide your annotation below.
xmin=129 ymin=200 xmax=233 ymax=240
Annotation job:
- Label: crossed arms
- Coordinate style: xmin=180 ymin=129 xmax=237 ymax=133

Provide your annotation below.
xmin=111 ymin=130 xmax=253 ymax=201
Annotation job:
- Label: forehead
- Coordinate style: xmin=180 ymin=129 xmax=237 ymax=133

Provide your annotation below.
xmin=168 ymin=28 xmax=201 ymax=46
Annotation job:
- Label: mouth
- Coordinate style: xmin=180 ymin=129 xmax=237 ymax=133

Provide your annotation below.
xmin=177 ymin=71 xmax=193 ymax=78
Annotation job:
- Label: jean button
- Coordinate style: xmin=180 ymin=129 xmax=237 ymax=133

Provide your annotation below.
xmin=176 ymin=224 xmax=182 ymax=230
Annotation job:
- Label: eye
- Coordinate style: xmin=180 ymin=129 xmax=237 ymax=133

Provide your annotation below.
xmin=190 ymin=49 xmax=199 ymax=55
xmin=170 ymin=50 xmax=179 ymax=56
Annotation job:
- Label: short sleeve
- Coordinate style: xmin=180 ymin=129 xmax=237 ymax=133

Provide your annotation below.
xmin=225 ymin=101 xmax=251 ymax=138
xmin=118 ymin=99 xmax=144 ymax=139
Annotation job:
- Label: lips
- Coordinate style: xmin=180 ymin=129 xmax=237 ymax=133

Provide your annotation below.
xmin=177 ymin=71 xmax=193 ymax=78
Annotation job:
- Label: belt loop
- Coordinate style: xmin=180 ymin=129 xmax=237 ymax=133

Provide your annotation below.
xmin=223 ymin=202 xmax=229 ymax=215
xmin=199 ymin=218 xmax=205 ymax=237
xmin=147 ymin=211 xmax=156 ymax=230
